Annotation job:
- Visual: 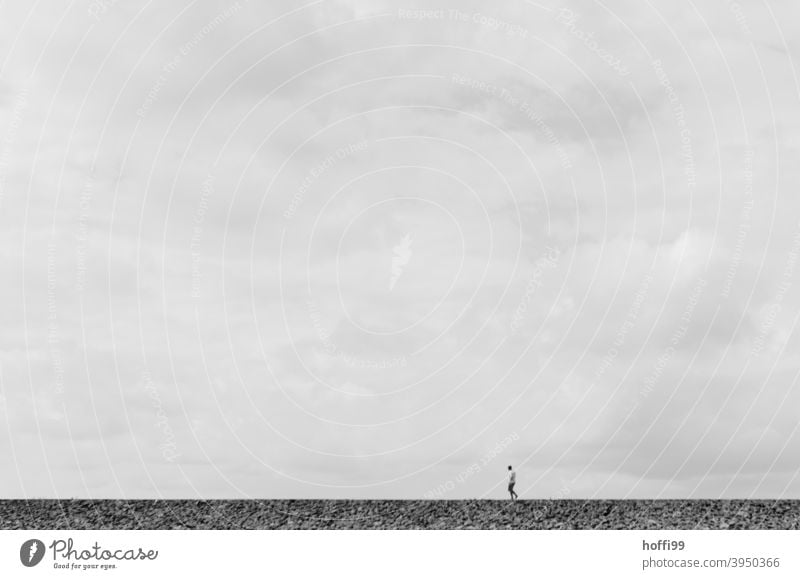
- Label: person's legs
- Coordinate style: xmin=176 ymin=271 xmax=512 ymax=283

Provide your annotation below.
xmin=509 ymin=483 xmax=517 ymax=500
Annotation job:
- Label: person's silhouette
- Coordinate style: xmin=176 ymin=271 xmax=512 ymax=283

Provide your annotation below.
xmin=507 ymin=465 xmax=518 ymax=501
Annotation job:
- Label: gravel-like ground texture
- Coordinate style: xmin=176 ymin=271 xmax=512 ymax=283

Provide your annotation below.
xmin=1 ymin=500 xmax=798 ymax=530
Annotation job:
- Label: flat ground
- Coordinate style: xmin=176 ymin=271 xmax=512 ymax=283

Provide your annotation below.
xmin=1 ymin=500 xmax=797 ymax=529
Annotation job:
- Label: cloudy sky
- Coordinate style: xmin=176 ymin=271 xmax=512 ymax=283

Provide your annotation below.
xmin=1 ymin=0 xmax=799 ymax=500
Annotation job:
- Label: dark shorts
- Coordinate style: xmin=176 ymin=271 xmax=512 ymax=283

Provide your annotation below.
xmin=508 ymin=483 xmax=516 ymax=491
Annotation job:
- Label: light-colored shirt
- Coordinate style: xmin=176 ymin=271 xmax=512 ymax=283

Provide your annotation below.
xmin=509 ymin=471 xmax=516 ymax=483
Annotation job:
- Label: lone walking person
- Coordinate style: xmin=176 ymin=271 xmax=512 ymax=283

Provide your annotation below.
xmin=507 ymin=465 xmax=518 ymax=501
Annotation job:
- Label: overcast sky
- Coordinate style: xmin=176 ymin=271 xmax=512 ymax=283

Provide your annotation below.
xmin=1 ymin=0 xmax=799 ymax=500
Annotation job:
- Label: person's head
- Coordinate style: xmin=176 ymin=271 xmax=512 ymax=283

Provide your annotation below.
xmin=508 ymin=465 xmax=512 ymax=471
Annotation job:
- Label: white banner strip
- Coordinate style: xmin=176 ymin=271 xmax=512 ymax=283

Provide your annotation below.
xmin=2 ymin=530 xmax=798 ymax=578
